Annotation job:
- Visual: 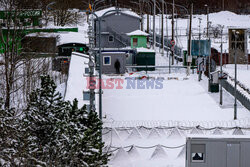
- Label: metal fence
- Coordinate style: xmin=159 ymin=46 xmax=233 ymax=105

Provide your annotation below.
xmin=221 ymin=79 xmax=250 ymax=111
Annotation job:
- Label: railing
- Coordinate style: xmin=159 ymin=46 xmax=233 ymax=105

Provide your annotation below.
xmin=107 ymin=26 xmax=130 ymax=47
xmin=221 ymin=79 xmax=250 ymax=111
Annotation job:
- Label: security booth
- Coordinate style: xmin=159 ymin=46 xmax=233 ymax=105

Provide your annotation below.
xmin=126 ymin=30 xmax=149 ymax=48
xmin=101 ymin=52 xmax=126 ymax=74
xmin=134 ymin=48 xmax=155 ymax=71
xmin=186 ymin=135 xmax=250 ymax=167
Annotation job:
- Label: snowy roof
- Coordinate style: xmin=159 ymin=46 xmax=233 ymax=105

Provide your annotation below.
xmin=187 ymin=134 xmax=250 ymax=139
xmin=57 ymin=32 xmax=89 ymax=46
xmin=95 ymin=7 xmax=141 ymax=19
xmin=126 ymin=30 xmax=149 ymax=36
xmin=25 ymin=31 xmax=89 ymax=46
xmin=136 ymin=47 xmax=155 ymax=53
xmin=26 ymin=32 xmax=58 ymax=38
xmin=102 ymin=52 xmax=127 ymax=54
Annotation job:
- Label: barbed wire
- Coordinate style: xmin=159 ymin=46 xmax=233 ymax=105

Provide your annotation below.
xmin=103 ymin=125 xmax=250 ymax=135
xmin=106 ymin=144 xmax=186 ymax=153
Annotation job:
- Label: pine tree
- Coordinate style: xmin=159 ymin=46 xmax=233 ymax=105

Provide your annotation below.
xmin=23 ymin=75 xmax=110 ymax=166
xmin=23 ymin=75 xmax=70 ymax=165
xmin=82 ymin=109 xmax=110 ymax=167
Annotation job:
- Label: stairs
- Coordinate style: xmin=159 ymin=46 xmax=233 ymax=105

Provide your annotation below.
xmin=107 ymin=26 xmax=130 ymax=47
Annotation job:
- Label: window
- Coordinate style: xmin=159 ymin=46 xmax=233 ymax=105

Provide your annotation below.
xmin=85 ymin=68 xmax=89 ymax=74
xmin=108 ymin=35 xmax=114 ymax=42
xmin=191 ymin=144 xmax=205 ymax=163
xmin=133 ymin=38 xmax=138 ymax=47
xmin=83 ymin=91 xmax=90 ymax=100
xmin=103 ymin=56 xmax=111 ymax=65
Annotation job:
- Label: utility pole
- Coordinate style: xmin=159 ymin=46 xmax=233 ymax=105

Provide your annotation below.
xmin=153 ymin=0 xmax=156 ymax=49
xmin=219 ymin=25 xmax=224 ymax=105
xmin=222 ymin=0 xmax=225 ymax=11
xmin=161 ymin=0 xmax=164 ymax=56
xmin=147 ymin=6 xmax=150 ymax=33
xmin=140 ymin=0 xmax=143 ymax=31
xmin=171 ymin=0 xmax=174 ymax=65
xmin=187 ymin=3 xmax=193 ymax=76
xmin=166 ymin=3 xmax=168 ymax=58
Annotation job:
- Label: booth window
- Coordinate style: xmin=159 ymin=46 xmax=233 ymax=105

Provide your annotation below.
xmin=85 ymin=68 xmax=89 ymax=74
xmin=108 ymin=35 xmax=114 ymax=42
xmin=191 ymin=144 xmax=205 ymax=163
xmin=83 ymin=91 xmax=90 ymax=100
xmin=103 ymin=56 xmax=111 ymax=65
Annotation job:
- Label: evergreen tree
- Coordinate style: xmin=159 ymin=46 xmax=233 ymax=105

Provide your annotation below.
xmin=23 ymin=75 xmax=110 ymax=166
xmin=23 ymin=75 xmax=70 ymax=165
xmin=82 ymin=110 xmax=110 ymax=166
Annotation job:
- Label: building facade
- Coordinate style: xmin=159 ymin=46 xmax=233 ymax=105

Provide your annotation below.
xmin=95 ymin=7 xmax=141 ymax=48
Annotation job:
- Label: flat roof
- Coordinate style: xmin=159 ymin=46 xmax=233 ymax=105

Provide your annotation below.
xmin=187 ymin=134 xmax=250 ymax=140
xmin=136 ymin=47 xmax=155 ymax=53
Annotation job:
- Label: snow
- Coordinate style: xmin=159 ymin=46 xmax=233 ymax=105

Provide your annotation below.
xmin=223 ymin=64 xmax=250 ymax=99
xmin=95 ymin=7 xmax=141 ymax=19
xmin=102 ymin=73 xmax=249 ymax=123
xmin=57 ymin=31 xmax=89 ymax=46
xmin=64 ymin=52 xmax=96 ymax=108
xmin=25 ymin=24 xmax=89 ymax=46
xmin=127 ymin=30 xmax=149 ymax=36
xmin=223 ymin=64 xmax=250 ymax=89
xmin=136 ymin=47 xmax=155 ymax=53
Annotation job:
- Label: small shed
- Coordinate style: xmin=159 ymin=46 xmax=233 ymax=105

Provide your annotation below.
xmin=127 ymin=30 xmax=149 ymax=48
xmin=186 ymin=135 xmax=250 ymax=167
xmin=135 ymin=48 xmax=155 ymax=71
xmin=101 ymin=52 xmax=126 ymax=74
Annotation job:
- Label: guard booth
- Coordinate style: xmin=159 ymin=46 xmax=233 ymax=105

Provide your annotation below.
xmin=186 ymin=136 xmax=250 ymax=167
xmin=101 ymin=52 xmax=126 ymax=74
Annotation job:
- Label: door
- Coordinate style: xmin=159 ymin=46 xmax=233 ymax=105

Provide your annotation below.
xmin=227 ymin=143 xmax=240 ymax=167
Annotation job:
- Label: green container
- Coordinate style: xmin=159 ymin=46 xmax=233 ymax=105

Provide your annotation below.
xmin=135 ymin=52 xmax=155 ymax=71
xmin=209 ymin=83 xmax=219 ymax=93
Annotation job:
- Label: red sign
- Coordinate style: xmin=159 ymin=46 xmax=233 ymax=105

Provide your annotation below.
xmin=170 ymin=40 xmax=175 ymax=45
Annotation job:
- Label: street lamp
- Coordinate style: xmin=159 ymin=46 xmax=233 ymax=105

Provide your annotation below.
xmin=204 ymin=4 xmax=212 ymax=92
xmin=232 ymin=29 xmax=239 ymax=120
xmin=219 ymin=25 xmax=224 ymax=105
xmin=84 ymin=8 xmax=122 ymax=120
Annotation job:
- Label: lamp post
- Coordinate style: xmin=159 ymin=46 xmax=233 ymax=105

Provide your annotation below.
xmin=204 ymin=4 xmax=211 ymax=92
xmin=171 ymin=0 xmax=175 ymax=65
xmin=232 ymin=30 xmax=239 ymax=120
xmin=84 ymin=8 xmax=122 ymax=120
xmin=219 ymin=25 xmax=224 ymax=105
